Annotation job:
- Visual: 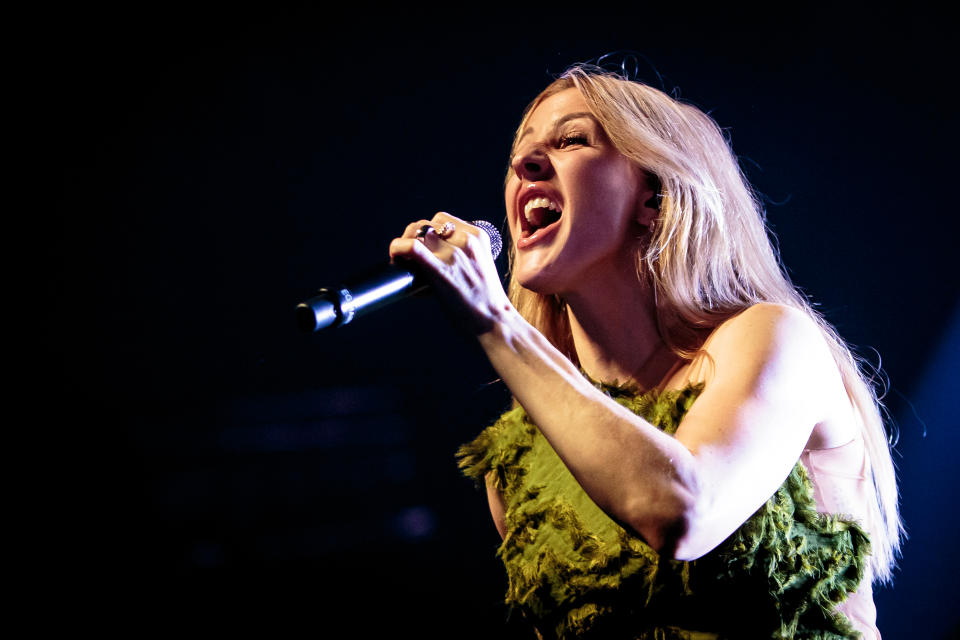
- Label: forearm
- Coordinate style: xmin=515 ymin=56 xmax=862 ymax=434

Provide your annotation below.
xmin=477 ymin=309 xmax=699 ymax=552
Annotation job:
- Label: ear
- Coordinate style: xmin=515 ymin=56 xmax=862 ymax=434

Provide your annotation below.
xmin=635 ymin=171 xmax=661 ymax=228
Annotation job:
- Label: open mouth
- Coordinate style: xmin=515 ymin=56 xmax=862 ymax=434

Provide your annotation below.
xmin=520 ymin=196 xmax=562 ymax=239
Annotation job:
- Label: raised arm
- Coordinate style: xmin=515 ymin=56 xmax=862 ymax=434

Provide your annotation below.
xmin=479 ymin=302 xmax=843 ymax=559
xmin=389 ymin=215 xmax=845 ymax=560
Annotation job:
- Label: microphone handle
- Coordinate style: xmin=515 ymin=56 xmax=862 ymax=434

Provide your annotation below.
xmin=295 ymin=262 xmax=427 ymax=332
xmin=296 ymin=219 xmax=502 ymax=333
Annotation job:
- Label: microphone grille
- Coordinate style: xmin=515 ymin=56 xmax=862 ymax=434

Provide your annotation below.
xmin=470 ymin=220 xmax=503 ymax=260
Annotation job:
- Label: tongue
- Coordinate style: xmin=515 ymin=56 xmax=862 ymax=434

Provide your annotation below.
xmin=529 ymin=207 xmax=560 ymax=230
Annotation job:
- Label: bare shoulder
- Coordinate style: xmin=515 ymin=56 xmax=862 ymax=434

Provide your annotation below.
xmin=706 ymin=302 xmax=824 ymax=352
xmin=700 ymin=303 xmax=834 ymax=375
xmin=668 ymin=303 xmax=825 ymax=390
xmin=695 ymin=303 xmax=853 ymax=444
xmin=699 ymin=303 xmax=840 ymax=405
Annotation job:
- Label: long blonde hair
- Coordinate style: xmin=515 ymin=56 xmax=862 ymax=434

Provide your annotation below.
xmin=505 ymin=65 xmax=902 ymax=583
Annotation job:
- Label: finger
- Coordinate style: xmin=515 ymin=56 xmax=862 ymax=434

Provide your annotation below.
xmin=459 ymin=228 xmax=489 ymax=259
xmin=417 ymin=224 xmax=439 ymax=240
xmin=403 ymin=219 xmax=439 ymax=239
xmin=390 ymin=233 xmax=454 ymax=266
xmin=389 ymin=236 xmax=421 ymax=261
xmin=431 ymin=212 xmax=482 ymax=238
xmin=431 ymin=211 xmax=459 ymax=225
xmin=412 ymin=220 xmax=457 ymax=247
xmin=430 ymin=222 xmax=490 ymax=259
xmin=403 ymin=213 xmax=480 ymax=241
xmin=389 ymin=235 xmax=451 ymax=280
xmin=424 ymin=231 xmax=465 ymax=268
xmin=431 ymin=226 xmax=468 ymax=251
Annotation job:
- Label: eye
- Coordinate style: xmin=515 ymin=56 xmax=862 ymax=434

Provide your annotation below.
xmin=558 ymin=133 xmax=588 ymax=148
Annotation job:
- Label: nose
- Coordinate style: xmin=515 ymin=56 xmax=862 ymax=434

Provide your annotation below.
xmin=511 ymin=144 xmax=553 ymax=182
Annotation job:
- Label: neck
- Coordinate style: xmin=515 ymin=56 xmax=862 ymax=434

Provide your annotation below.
xmin=562 ymin=264 xmax=678 ymax=392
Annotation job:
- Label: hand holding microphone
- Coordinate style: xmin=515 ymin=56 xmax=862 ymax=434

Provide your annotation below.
xmin=296 ymin=216 xmax=503 ymax=332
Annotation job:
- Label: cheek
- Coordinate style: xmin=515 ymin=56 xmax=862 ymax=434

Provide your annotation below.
xmin=590 ymin=163 xmax=640 ymax=226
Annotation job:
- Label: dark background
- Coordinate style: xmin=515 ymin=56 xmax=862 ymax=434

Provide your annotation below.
xmin=49 ymin=5 xmax=957 ymax=637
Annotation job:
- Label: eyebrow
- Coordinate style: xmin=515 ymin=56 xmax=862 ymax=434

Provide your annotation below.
xmin=516 ymin=111 xmax=597 ymax=146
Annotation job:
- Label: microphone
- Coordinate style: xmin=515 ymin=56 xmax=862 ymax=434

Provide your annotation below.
xmin=296 ymin=220 xmax=503 ymax=332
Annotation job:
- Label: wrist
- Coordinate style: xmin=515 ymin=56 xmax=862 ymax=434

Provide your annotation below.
xmin=477 ymin=303 xmax=527 ymax=350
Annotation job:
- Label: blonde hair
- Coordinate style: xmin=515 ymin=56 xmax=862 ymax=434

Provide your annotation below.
xmin=505 ymin=65 xmax=902 ymax=583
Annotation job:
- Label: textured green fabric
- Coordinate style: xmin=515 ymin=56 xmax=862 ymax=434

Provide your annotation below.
xmin=457 ymin=380 xmax=870 ymax=639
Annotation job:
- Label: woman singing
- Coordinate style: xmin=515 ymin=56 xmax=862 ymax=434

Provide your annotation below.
xmin=389 ymin=65 xmax=901 ymax=639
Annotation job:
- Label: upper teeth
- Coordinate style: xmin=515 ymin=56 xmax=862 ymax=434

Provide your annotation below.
xmin=524 ymin=196 xmax=561 ymax=223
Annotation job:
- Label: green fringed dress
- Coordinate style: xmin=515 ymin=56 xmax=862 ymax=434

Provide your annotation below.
xmin=457 ymin=380 xmax=870 ymax=640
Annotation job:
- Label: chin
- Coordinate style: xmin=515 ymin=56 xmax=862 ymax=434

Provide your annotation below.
xmin=515 ymin=266 xmax=565 ymax=297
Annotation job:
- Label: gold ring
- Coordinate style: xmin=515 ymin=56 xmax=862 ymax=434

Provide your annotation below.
xmin=437 ymin=222 xmax=456 ymax=239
